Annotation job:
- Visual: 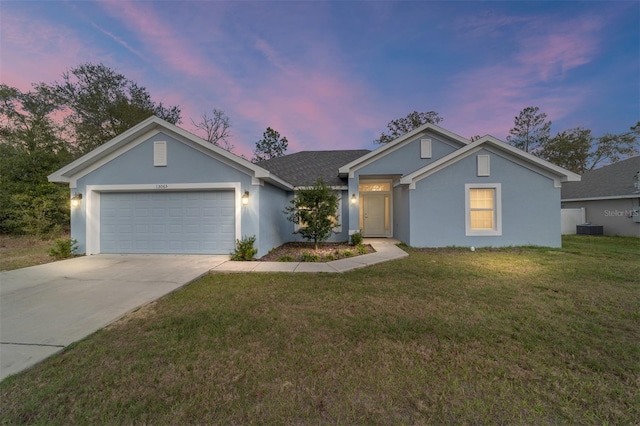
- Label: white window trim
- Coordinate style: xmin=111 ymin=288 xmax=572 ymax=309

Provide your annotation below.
xmin=465 ymin=183 xmax=502 ymax=236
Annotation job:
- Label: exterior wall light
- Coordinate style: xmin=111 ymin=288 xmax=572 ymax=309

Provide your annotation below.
xmin=351 ymin=194 xmax=357 ymax=205
xmin=241 ymin=190 xmax=250 ymax=206
xmin=71 ymin=193 xmax=83 ymax=208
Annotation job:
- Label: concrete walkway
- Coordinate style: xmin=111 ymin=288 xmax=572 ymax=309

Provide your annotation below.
xmin=212 ymin=238 xmax=407 ymax=273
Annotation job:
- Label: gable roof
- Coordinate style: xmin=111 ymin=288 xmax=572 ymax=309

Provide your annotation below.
xmin=561 ymin=156 xmax=640 ymax=201
xmin=339 ymin=122 xmax=470 ymax=176
xmin=400 ymin=135 xmax=581 ymax=188
xmin=48 ymin=116 xmax=293 ymax=190
xmin=258 ymin=150 xmax=371 ymax=188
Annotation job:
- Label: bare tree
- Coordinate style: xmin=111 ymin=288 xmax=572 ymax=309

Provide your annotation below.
xmin=192 ymin=108 xmax=233 ymax=152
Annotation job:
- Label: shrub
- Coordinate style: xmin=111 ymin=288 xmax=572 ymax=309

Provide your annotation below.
xmin=301 ymin=252 xmax=320 ymax=262
xmin=350 ymin=231 xmax=363 ymax=246
xmin=278 ymin=255 xmax=296 ymax=262
xmin=340 ymin=249 xmax=355 ymax=258
xmin=323 ymin=253 xmax=336 ymax=261
xmin=49 ymin=238 xmax=78 ymax=259
xmin=356 ymin=244 xmax=368 ymax=255
xmin=230 ymin=235 xmax=257 ymax=261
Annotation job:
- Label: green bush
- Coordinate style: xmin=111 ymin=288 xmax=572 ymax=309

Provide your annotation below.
xmin=2 ymin=185 xmax=68 ymax=237
xmin=323 ymin=253 xmax=336 ymax=261
xmin=278 ymin=255 xmax=296 ymax=262
xmin=340 ymin=249 xmax=355 ymax=258
xmin=301 ymin=252 xmax=320 ymax=262
xmin=350 ymin=231 xmax=363 ymax=246
xmin=356 ymin=244 xmax=368 ymax=255
xmin=49 ymin=238 xmax=78 ymax=259
xmin=230 ymin=235 xmax=258 ymax=261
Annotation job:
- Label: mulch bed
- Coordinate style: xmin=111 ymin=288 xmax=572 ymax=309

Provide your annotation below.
xmin=259 ymin=242 xmax=375 ymax=262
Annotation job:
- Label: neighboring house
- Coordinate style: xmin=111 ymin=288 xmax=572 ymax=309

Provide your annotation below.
xmin=48 ymin=116 xmax=580 ymax=256
xmin=561 ymin=156 xmax=640 ymax=237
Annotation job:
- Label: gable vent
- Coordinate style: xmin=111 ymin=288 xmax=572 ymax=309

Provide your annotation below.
xmin=154 ymin=141 xmax=167 ymax=167
xmin=420 ymin=139 xmax=432 ymax=159
xmin=477 ymin=155 xmax=490 ymax=177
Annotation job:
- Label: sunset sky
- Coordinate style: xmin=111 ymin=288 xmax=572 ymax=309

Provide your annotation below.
xmin=1 ymin=1 xmax=638 ymax=158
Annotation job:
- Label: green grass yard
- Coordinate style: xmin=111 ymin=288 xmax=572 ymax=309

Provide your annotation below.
xmin=1 ymin=235 xmax=638 ymax=424
xmin=0 ymin=235 xmax=65 ymax=271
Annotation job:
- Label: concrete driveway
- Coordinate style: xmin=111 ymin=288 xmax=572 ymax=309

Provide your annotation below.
xmin=0 ymin=254 xmax=228 ymax=381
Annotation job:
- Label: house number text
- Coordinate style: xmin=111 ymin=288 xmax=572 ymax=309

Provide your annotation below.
xmin=156 ymin=184 xmax=169 ymax=189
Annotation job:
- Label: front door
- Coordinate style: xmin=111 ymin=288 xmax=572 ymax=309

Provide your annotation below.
xmin=362 ymin=194 xmax=387 ymax=236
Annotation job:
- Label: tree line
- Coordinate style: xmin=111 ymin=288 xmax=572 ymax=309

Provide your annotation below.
xmin=0 ymin=63 xmax=289 ymax=236
xmin=375 ymin=109 xmax=638 ymax=174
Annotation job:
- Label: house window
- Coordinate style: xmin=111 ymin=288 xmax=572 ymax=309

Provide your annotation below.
xmin=358 ymin=182 xmax=391 ymax=192
xmin=465 ymin=183 xmax=502 ymax=236
xmin=154 ymin=141 xmax=167 ymax=166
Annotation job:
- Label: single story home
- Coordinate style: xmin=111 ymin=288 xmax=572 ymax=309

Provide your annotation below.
xmin=561 ymin=156 xmax=640 ymax=237
xmin=48 ymin=116 xmax=580 ymax=256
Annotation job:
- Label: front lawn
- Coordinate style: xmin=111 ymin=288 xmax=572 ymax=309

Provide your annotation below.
xmin=1 ymin=236 xmax=638 ymax=424
xmin=0 ymin=234 xmax=66 ymax=271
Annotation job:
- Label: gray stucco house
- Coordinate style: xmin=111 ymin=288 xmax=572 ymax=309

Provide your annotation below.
xmin=48 ymin=116 xmax=580 ymax=256
xmin=561 ymin=156 xmax=640 ymax=237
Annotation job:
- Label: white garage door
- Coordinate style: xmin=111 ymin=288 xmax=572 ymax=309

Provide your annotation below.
xmin=100 ymin=191 xmax=235 ymax=254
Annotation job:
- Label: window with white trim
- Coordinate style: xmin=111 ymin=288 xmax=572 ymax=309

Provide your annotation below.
xmin=465 ymin=183 xmax=502 ymax=236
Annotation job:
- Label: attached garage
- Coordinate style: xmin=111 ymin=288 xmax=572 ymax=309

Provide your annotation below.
xmin=100 ymin=191 xmax=235 ymax=254
xmin=47 ymin=116 xmax=294 ymax=256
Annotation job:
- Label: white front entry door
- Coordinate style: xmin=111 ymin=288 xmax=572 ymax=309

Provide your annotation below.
xmin=362 ymin=194 xmax=386 ymax=236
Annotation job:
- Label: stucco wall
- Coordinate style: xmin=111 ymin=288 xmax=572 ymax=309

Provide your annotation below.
xmin=561 ymin=198 xmax=640 ymax=237
xmin=347 ymin=131 xmax=462 ymax=234
xmin=393 ymin=185 xmax=410 ymax=244
xmin=256 ymin=182 xmax=291 ymax=256
xmin=408 ymin=149 xmax=562 ymax=247
xmin=356 ymin=131 xmax=460 ymax=176
xmin=72 ymin=132 xmax=257 ymax=254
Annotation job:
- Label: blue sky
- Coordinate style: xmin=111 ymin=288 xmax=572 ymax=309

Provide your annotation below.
xmin=1 ymin=1 xmax=638 ymax=157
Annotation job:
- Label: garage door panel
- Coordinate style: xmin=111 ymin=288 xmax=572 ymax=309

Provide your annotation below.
xmin=100 ymin=191 xmax=235 ymax=254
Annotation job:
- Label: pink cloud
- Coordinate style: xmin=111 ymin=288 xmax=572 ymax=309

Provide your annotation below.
xmin=516 ymin=17 xmax=602 ymax=81
xmin=0 ymin=11 xmax=100 ymax=90
xmin=97 ymin=0 xmax=232 ymax=85
xmin=442 ymin=15 xmax=604 ymax=140
xmin=229 ymin=39 xmax=382 ymax=155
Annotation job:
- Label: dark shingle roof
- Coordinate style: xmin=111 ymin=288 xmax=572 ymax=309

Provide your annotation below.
xmin=258 ymin=150 xmax=371 ymax=187
xmin=561 ymin=156 xmax=640 ymax=200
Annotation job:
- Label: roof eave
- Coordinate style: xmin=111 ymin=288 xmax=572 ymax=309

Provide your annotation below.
xmin=401 ymin=137 xmax=581 ymax=186
xmin=48 ymin=115 xmax=295 ymax=190
xmin=338 ymin=123 xmax=470 ymax=174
